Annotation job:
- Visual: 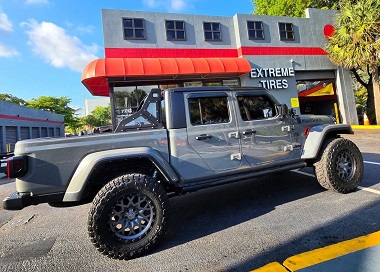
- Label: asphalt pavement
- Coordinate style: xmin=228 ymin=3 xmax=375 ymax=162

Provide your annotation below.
xmin=252 ymin=126 xmax=380 ymax=272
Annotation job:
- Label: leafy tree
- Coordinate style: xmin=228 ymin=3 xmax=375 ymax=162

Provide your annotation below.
xmin=81 ymin=114 xmax=98 ymax=129
xmin=81 ymin=105 xmax=111 ymax=128
xmin=0 ymin=93 xmax=26 ymax=105
xmin=92 ymin=105 xmax=112 ymax=126
xmin=67 ymin=116 xmax=82 ymax=135
xmin=252 ymin=0 xmax=340 ymax=17
xmin=325 ymin=0 xmax=380 ymax=124
xmin=26 ymin=96 xmax=78 ymax=126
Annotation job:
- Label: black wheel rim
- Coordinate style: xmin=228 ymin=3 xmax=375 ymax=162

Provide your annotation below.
xmin=335 ymin=149 xmax=355 ymax=181
xmin=109 ymin=193 xmax=154 ymax=240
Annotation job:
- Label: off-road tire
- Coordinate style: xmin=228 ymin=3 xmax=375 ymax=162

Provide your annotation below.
xmin=314 ymin=138 xmax=363 ymax=193
xmin=88 ymin=173 xmax=169 ymax=259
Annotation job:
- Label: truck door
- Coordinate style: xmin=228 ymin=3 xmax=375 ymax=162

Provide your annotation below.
xmin=235 ymin=92 xmax=293 ymax=166
xmin=186 ymin=92 xmax=242 ymax=171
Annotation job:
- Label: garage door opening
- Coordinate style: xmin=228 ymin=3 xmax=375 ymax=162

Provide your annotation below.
xmin=297 ymin=79 xmax=340 ymax=123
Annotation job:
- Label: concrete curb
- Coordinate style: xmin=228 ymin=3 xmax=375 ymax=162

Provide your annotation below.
xmin=251 ymin=231 xmax=380 ymax=272
xmin=351 ymin=125 xmax=380 ymax=130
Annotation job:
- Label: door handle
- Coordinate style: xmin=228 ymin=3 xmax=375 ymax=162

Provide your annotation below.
xmin=196 ymin=134 xmax=212 ymax=140
xmin=228 ymin=131 xmax=239 ymax=139
xmin=242 ymin=129 xmax=256 ymax=136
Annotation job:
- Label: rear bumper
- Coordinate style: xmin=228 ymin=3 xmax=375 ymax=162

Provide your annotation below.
xmin=0 ymin=156 xmax=10 ymax=175
xmin=3 ymin=191 xmax=65 ymax=210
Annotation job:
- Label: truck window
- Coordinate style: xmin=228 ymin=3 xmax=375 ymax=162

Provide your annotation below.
xmin=188 ymin=96 xmax=230 ymax=125
xmin=237 ymin=95 xmax=276 ymax=121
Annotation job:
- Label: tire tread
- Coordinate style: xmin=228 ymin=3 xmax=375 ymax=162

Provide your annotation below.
xmin=88 ymin=173 xmax=169 ymax=260
xmin=314 ymin=138 xmax=363 ymax=193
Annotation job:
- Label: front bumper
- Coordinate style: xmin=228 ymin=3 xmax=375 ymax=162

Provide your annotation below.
xmin=3 ymin=191 xmax=65 ymax=210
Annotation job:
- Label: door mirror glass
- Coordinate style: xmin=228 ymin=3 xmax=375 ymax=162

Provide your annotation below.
xmin=277 ymin=104 xmax=289 ymax=119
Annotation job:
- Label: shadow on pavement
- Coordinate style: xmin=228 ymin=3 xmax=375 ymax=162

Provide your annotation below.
xmin=229 ymin=197 xmax=380 ymax=271
xmin=152 ymin=163 xmax=380 ymax=271
xmin=163 ymin=172 xmax=323 ymax=249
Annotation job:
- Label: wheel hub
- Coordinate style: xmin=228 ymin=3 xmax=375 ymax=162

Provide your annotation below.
xmin=125 ymin=209 xmax=137 ymax=220
xmin=109 ymin=194 xmax=154 ymax=240
xmin=336 ymin=150 xmax=354 ymax=181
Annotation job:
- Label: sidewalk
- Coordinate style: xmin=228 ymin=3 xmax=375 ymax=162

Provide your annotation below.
xmin=252 ymin=231 xmax=380 ymax=272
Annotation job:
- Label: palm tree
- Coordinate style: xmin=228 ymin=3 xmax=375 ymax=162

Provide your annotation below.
xmin=325 ymin=0 xmax=380 ymax=124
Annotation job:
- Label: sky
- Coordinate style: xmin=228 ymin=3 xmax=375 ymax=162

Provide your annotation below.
xmin=0 ymin=0 xmax=254 ymax=114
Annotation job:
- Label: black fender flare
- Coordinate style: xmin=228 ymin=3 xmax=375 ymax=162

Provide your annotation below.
xmin=62 ymin=147 xmax=179 ymax=202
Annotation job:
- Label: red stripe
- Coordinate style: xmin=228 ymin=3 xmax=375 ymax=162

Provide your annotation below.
xmin=105 ymin=46 xmax=327 ymax=58
xmin=240 ymin=46 xmax=327 ymax=56
xmin=105 ymin=48 xmax=238 ymax=58
xmin=0 ymin=114 xmax=63 ymax=125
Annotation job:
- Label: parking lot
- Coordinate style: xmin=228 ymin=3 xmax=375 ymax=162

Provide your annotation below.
xmin=0 ymin=129 xmax=379 ymax=272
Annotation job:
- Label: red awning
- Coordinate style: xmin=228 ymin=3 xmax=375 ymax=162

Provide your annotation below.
xmin=81 ymin=57 xmax=251 ymax=96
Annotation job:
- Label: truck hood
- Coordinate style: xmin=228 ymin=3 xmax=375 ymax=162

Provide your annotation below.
xmin=298 ymin=115 xmax=335 ymax=125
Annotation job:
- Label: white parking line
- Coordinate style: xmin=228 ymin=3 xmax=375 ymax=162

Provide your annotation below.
xmin=364 ymin=161 xmax=380 ymax=166
xmin=291 ymin=169 xmax=380 ymax=195
xmin=358 ymin=186 xmax=380 ymax=195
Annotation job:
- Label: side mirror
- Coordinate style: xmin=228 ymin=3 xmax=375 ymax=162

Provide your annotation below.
xmin=276 ymin=104 xmax=289 ymax=121
xmin=290 ymin=108 xmax=301 ymax=123
xmin=277 ymin=104 xmax=289 ymax=116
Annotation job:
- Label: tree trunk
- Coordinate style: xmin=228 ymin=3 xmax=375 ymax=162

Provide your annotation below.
xmin=351 ymin=68 xmax=376 ymax=124
xmin=371 ymin=62 xmax=380 ymax=125
xmin=366 ymin=77 xmax=376 ymax=124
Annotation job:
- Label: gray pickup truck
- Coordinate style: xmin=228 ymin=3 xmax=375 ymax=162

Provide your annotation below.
xmin=1 ymin=86 xmax=363 ymax=259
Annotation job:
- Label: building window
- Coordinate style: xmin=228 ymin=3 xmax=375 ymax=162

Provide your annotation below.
xmin=203 ymin=22 xmax=222 ymax=41
xmin=165 ymin=20 xmax=186 ymax=40
xmin=278 ymin=22 xmax=294 ymax=41
xmin=247 ymin=21 xmax=264 ymax=40
xmin=122 ymin=18 xmax=145 ymax=39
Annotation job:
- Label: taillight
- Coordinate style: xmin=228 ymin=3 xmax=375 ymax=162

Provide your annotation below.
xmin=7 ymin=156 xmax=28 ymax=178
xmin=303 ymin=126 xmax=311 ymax=138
